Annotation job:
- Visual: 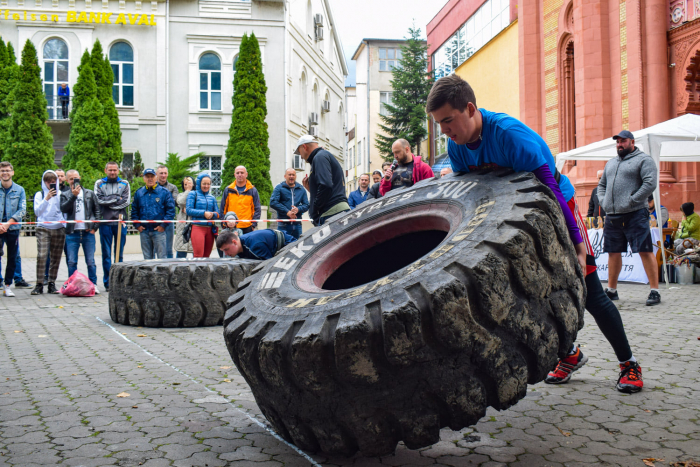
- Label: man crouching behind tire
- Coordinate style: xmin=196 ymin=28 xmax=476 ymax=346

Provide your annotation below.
xmin=216 ymin=229 xmax=296 ymax=260
xmin=427 ymin=74 xmax=643 ymax=394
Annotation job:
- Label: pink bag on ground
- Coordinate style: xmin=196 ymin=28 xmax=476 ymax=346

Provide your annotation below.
xmin=60 ymin=271 xmax=96 ymax=297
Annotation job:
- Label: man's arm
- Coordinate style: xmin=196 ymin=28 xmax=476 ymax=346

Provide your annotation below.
xmin=218 ymin=188 xmax=228 ymax=219
xmin=313 ymin=155 xmax=334 ymax=210
xmin=9 ymin=188 xmax=26 ymax=223
xmin=587 ymin=191 xmax=595 ymax=218
xmin=60 ymin=191 xmax=76 ymax=214
xmin=630 ymin=157 xmax=658 ymax=205
xmin=415 ymin=160 xmax=435 ymax=183
xmin=269 ymin=186 xmax=286 ymax=215
xmin=34 ymin=191 xmax=50 ymax=217
xmin=348 ymin=192 xmax=357 ymax=209
xmin=131 ymin=191 xmax=141 ymax=223
xmin=597 ymin=168 xmax=607 ymax=203
xmin=661 ymin=206 xmax=669 ymax=227
xmin=163 ymin=191 xmax=176 ymax=229
xmin=378 ymin=176 xmax=392 ymax=196
xmin=110 ymin=181 xmax=131 ymax=211
xmin=296 ymin=189 xmax=309 ymax=214
xmin=251 ymin=188 xmax=261 ymax=225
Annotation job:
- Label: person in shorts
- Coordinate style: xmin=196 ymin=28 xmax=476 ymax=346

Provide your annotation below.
xmin=597 ymin=130 xmax=659 ymax=306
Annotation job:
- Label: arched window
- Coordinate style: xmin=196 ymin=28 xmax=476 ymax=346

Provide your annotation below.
xmin=301 ymin=72 xmax=308 ymax=124
xmin=312 ymin=82 xmax=319 ymax=130
xmin=109 ymin=41 xmax=134 ymax=107
xmin=43 ymin=38 xmax=69 ymax=119
xmin=199 ymin=53 xmax=221 ymax=111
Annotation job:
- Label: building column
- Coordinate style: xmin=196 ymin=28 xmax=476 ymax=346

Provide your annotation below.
xmin=643 ymin=0 xmax=670 ymax=126
xmin=659 ymin=162 xmax=677 ymax=183
xmin=518 ymin=0 xmax=544 ymax=135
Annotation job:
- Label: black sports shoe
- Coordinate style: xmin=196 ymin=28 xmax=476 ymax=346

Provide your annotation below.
xmin=646 ymin=290 xmax=660 ymax=306
xmin=14 ymin=279 xmax=32 ymax=288
xmin=31 ymin=284 xmax=43 ymax=295
xmin=605 ymin=288 xmax=619 ymax=300
xmin=47 ymin=282 xmax=59 ymax=294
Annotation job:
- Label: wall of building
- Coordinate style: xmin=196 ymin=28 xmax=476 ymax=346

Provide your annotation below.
xmin=454 ymin=20 xmax=519 ymax=117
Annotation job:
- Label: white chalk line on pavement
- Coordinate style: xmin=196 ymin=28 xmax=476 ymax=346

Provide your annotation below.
xmin=95 ymin=316 xmax=323 ymax=467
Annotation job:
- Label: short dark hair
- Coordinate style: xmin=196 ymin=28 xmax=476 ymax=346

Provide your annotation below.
xmin=105 ymin=161 xmax=119 ymax=169
xmin=681 ymin=202 xmax=694 ymax=217
xmin=43 ymin=172 xmax=57 ymax=183
xmin=372 ymin=170 xmax=382 ymax=176
xmin=216 ymin=229 xmax=239 ymax=250
xmin=181 ymin=176 xmax=194 ymax=192
xmin=426 ymin=74 xmax=477 ymax=113
xmin=382 ymin=161 xmax=392 ymax=169
xmin=0 ymin=161 xmax=13 ymax=170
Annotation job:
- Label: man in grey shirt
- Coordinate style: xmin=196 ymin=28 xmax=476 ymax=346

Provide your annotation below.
xmin=597 ymin=130 xmax=659 ymax=306
xmin=157 ymin=166 xmax=179 ymax=258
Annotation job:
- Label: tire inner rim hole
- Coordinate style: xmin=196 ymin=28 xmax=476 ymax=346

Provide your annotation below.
xmin=322 ymin=230 xmax=448 ymax=291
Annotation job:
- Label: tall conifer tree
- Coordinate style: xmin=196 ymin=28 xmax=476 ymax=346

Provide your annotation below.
xmin=4 ymin=40 xmax=55 ymax=211
xmin=375 ymin=26 xmax=434 ymax=160
xmin=222 ymin=33 xmax=273 ymax=205
xmin=0 ymin=40 xmax=19 ymax=160
xmin=69 ymin=49 xmax=91 ymax=120
xmin=91 ymin=40 xmax=122 ymax=164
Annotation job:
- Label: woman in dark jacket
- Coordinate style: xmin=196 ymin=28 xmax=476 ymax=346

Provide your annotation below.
xmin=186 ymin=173 xmax=220 ymax=257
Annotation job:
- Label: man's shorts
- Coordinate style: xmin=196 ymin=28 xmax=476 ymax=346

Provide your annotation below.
xmin=603 ymin=208 xmax=654 ymax=253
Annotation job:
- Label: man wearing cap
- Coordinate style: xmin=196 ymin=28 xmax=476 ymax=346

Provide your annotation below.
xmin=131 ymin=168 xmax=176 ymax=260
xmin=294 ymin=135 xmax=349 ymax=225
xmin=598 ymin=130 xmax=660 ymax=305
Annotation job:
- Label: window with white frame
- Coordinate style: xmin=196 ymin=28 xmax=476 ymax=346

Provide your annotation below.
xmin=199 ymin=155 xmax=222 ymax=197
xmin=293 ymin=152 xmax=304 ymax=170
xmin=380 ymin=92 xmax=393 ymax=116
xmin=357 ymin=144 xmax=362 ymax=169
xmin=199 ymin=53 xmax=221 ymax=111
xmin=43 ymin=38 xmax=69 ymax=120
xmin=432 ymin=0 xmax=511 ymax=79
xmin=110 ymin=41 xmax=134 ymax=107
xmin=379 ymin=48 xmax=402 ymax=71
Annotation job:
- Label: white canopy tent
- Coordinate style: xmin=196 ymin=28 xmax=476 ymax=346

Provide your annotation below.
xmin=555 ymin=114 xmax=700 ymax=286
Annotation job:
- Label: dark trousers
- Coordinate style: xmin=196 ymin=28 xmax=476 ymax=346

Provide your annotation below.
xmin=0 ymin=230 xmax=20 ymax=286
xmin=278 ymin=222 xmax=302 ymax=240
xmin=35 ymin=227 xmax=66 ymax=285
xmin=99 ymin=224 xmax=127 ymax=287
xmin=584 ymin=270 xmax=632 ymax=362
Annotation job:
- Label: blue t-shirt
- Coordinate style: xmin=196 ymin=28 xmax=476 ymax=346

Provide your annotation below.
xmin=2 ymin=186 xmax=11 ymax=223
xmin=447 ymin=109 xmax=576 ymax=201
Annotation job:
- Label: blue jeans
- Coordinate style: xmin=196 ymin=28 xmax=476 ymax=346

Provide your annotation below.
xmin=279 ymin=222 xmax=302 ymax=239
xmin=176 ymin=251 xmax=188 ymax=258
xmin=140 ymin=230 xmax=166 ymax=260
xmin=164 ymin=222 xmax=174 ymax=258
xmin=0 ymin=230 xmax=19 ymax=286
xmin=318 ymin=209 xmax=350 ymax=226
xmin=99 ymin=224 xmax=127 ymax=287
xmin=13 ymin=243 xmax=22 ymax=282
xmin=65 ymin=230 xmax=97 ymax=285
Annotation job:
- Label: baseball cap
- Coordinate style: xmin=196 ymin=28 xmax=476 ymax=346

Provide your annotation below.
xmin=294 ymin=135 xmax=317 ymax=154
xmin=143 ymin=168 xmax=156 ymax=176
xmin=612 ymin=130 xmax=635 ymax=140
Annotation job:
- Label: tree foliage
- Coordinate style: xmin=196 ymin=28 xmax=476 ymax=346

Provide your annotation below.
xmin=222 ymin=33 xmax=273 ymax=206
xmin=162 ymin=152 xmax=203 ymax=192
xmin=4 ymin=40 xmax=55 ymax=213
xmin=0 ymin=38 xmax=19 ymax=161
xmin=69 ymin=49 xmax=91 ymax=120
xmin=375 ymin=26 xmax=434 ymax=160
xmin=121 ymin=150 xmax=144 ymax=199
xmin=91 ymin=40 xmax=122 ymax=165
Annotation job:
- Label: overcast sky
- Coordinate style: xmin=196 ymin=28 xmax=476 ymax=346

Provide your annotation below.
xmin=330 ymin=0 xmax=446 ymax=84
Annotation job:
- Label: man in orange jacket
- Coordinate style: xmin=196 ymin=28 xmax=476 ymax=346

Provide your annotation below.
xmin=219 ymin=166 xmax=261 ymax=234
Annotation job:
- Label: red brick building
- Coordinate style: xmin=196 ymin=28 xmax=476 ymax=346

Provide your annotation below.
xmin=518 ymin=0 xmax=700 ymax=214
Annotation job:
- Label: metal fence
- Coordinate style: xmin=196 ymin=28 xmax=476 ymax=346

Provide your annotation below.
xmin=46 ymin=94 xmax=72 ymax=121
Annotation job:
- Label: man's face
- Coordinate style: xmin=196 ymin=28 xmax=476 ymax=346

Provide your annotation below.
xmin=616 ymin=138 xmax=634 ymax=157
xmin=372 ymin=173 xmax=381 ymax=184
xmin=157 ymin=168 xmax=168 ymax=184
xmin=67 ymin=172 xmax=80 ymax=188
xmin=297 ymin=143 xmax=318 ymax=161
xmin=391 ymin=143 xmax=411 ymax=164
xmin=431 ymin=102 xmax=478 ymax=146
xmin=144 ymin=174 xmax=157 ymax=188
xmin=44 ymin=176 xmax=57 ymax=188
xmin=56 ymin=170 xmax=65 ymax=185
xmin=285 ymin=170 xmax=296 ymax=186
xmin=221 ymin=239 xmax=241 ymax=257
xmin=105 ymin=164 xmax=119 ymax=179
xmin=235 ymin=167 xmax=248 ymax=185
xmin=0 ymin=166 xmax=13 ymax=182
xmin=648 ymin=199 xmax=655 ymax=212
xmin=359 ymin=175 xmax=370 ymax=189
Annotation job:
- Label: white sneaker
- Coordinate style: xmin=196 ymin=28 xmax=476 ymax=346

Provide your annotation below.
xmin=93 ymin=285 xmax=100 ymax=295
xmin=4 ymin=285 xmax=15 ymax=297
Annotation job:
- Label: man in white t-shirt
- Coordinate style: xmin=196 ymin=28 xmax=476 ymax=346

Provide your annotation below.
xmin=60 ymin=170 xmax=102 ymax=293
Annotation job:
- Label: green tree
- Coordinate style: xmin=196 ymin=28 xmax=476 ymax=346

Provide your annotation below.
xmin=375 ymin=26 xmax=434 ymax=160
xmin=91 ymin=40 xmax=122 ymax=165
xmin=69 ymin=49 xmax=91 ymax=120
xmin=121 ymin=150 xmax=144 ymax=199
xmin=63 ymin=63 xmax=109 ymax=190
xmin=6 ymin=42 xmax=15 ymax=64
xmin=222 ymin=33 xmax=273 ymax=205
xmin=4 ymin=40 xmax=55 ymax=213
xmin=162 ymin=152 xmax=204 ymax=192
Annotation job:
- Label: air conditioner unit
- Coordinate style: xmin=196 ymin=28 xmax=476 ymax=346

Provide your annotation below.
xmin=314 ymin=14 xmax=323 ymax=26
xmin=322 ymin=100 xmax=331 ymax=113
xmin=308 ymin=126 xmax=319 ymax=137
xmin=315 ymin=26 xmax=324 ymax=42
xmin=309 ymin=112 xmax=319 ymax=125
xmin=293 ymin=154 xmax=304 ymax=169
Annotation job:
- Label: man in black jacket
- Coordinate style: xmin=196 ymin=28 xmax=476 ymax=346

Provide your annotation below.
xmin=60 ymin=170 xmax=102 ymax=293
xmin=295 ymin=135 xmax=349 ymax=225
xmin=587 ymin=170 xmax=605 ymax=227
xmin=368 ymin=161 xmax=392 ymax=200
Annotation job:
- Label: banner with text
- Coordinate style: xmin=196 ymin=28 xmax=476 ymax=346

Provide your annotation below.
xmin=588 ymin=228 xmax=660 ymax=284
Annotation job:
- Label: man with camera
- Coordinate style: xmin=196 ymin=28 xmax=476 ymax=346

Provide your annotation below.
xmin=60 ymin=170 xmax=101 ymax=293
xmin=379 ymin=139 xmax=434 ymax=196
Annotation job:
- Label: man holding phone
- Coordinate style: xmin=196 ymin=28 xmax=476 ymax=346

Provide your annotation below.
xmin=60 ymin=170 xmax=101 ymax=293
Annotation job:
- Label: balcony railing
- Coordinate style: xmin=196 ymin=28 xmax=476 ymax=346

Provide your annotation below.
xmin=45 ymin=94 xmax=72 ymax=121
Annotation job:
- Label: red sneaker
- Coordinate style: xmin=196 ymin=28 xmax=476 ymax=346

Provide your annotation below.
xmin=616 ymin=361 xmax=643 ymax=393
xmin=545 ymin=346 xmax=588 ymax=384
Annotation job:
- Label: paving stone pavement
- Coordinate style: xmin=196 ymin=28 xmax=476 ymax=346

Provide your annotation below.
xmin=0 ymin=254 xmax=699 ymax=466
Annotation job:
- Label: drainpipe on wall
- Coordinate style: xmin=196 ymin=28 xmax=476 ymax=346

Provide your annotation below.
xmin=366 ymin=41 xmax=370 ymax=174
xmin=165 ymin=0 xmax=170 ymax=155
xmin=284 ymin=0 xmax=290 ymax=172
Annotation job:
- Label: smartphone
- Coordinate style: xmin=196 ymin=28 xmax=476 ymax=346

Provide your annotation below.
xmin=73 ymin=178 xmax=81 ymax=188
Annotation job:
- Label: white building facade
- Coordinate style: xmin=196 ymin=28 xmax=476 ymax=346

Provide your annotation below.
xmin=0 ymin=0 xmax=346 ymax=197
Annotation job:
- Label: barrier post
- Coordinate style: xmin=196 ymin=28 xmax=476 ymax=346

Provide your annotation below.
xmin=116 ymin=214 xmax=124 ymax=263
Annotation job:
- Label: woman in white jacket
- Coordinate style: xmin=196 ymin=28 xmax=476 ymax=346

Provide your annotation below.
xmin=32 ymin=170 xmax=66 ymax=295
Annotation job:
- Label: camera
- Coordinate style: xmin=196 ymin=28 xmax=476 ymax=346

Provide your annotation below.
xmin=73 ymin=178 xmax=81 ymax=188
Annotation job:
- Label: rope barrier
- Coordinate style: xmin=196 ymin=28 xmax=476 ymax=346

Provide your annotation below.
xmin=5 ymin=218 xmax=312 ymax=226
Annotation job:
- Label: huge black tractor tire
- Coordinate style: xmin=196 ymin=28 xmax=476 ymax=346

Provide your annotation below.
xmin=109 ymin=259 xmax=259 ymax=327
xmin=224 ymin=169 xmax=586 ymax=457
